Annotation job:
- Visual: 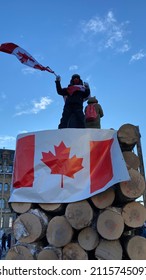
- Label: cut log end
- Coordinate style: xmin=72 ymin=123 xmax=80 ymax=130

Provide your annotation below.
xmin=126 ymin=236 xmax=146 ymax=260
xmin=90 ymin=188 xmax=115 ymax=209
xmin=95 ymin=239 xmax=123 ymax=260
xmin=5 ymin=245 xmax=35 ymax=260
xmin=97 ymin=207 xmax=124 ymax=240
xmin=11 ymin=202 xmax=32 ymax=213
xmin=119 ymin=168 xmax=146 ymax=200
xmin=78 ymin=227 xmax=99 ymax=251
xmin=39 ymin=203 xmax=62 ymax=212
xmin=37 ymin=247 xmax=61 ymax=260
xmin=46 ymin=216 xmax=73 ymax=247
xmin=117 ymin=123 xmax=140 ymax=146
xmin=13 ymin=209 xmax=48 ymax=243
xmin=122 ymin=201 xmax=146 ymax=228
xmin=62 ymin=242 xmax=88 ymax=260
xmin=65 ymin=200 xmax=93 ymax=230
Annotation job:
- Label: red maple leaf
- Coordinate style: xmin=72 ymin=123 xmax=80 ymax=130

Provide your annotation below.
xmin=41 ymin=141 xmax=84 ymax=188
xmin=17 ymin=51 xmax=35 ymax=63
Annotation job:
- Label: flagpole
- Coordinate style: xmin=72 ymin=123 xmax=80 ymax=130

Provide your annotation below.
xmin=46 ymin=66 xmax=57 ymax=77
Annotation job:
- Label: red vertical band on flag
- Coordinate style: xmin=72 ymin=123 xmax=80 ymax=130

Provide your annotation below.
xmin=0 ymin=43 xmax=18 ymax=54
xmin=90 ymin=139 xmax=114 ymax=193
xmin=13 ymin=135 xmax=35 ymax=188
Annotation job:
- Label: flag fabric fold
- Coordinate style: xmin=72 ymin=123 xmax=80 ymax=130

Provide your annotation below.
xmin=9 ymin=128 xmax=130 ymax=203
xmin=0 ymin=42 xmax=54 ymax=73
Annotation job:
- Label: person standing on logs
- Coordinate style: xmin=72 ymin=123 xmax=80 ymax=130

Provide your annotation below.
xmin=55 ymin=74 xmax=90 ymax=128
xmin=85 ymin=96 xmax=104 ymax=129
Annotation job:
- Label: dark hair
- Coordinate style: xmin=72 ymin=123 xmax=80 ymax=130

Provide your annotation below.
xmin=70 ymin=74 xmax=83 ymax=85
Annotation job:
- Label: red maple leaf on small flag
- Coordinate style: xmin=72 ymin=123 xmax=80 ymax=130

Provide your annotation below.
xmin=0 ymin=42 xmax=55 ymax=74
xmin=17 ymin=51 xmax=35 ymax=63
xmin=41 ymin=141 xmax=84 ymax=188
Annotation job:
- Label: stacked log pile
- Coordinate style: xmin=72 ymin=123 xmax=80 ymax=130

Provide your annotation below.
xmin=6 ymin=123 xmax=146 ymax=260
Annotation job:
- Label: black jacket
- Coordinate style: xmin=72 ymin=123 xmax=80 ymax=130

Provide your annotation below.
xmin=55 ymin=81 xmax=90 ymax=106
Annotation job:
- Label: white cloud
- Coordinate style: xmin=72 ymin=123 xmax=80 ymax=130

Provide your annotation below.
xmin=14 ymin=96 xmax=53 ymax=116
xmin=129 ymin=50 xmax=146 ymax=63
xmin=81 ymin=10 xmax=130 ymax=53
xmin=82 ymin=17 xmax=106 ymax=33
xmin=117 ymin=43 xmax=130 ymax=53
xmin=69 ymin=65 xmax=78 ymax=71
xmin=31 ymin=97 xmax=53 ymax=114
xmin=21 ymin=67 xmax=37 ymax=75
xmin=0 ymin=135 xmax=16 ymax=150
xmin=18 ymin=130 xmax=28 ymax=134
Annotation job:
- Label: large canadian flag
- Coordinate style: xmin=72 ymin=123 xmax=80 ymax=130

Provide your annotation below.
xmin=9 ymin=129 xmax=130 ymax=203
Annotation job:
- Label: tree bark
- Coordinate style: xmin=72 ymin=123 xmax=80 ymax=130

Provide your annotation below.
xmin=122 ymin=151 xmax=140 ymax=170
xmin=13 ymin=209 xmax=49 ymax=243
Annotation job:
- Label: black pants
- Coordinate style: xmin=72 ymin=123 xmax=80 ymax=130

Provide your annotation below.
xmin=2 ymin=242 xmax=6 ymax=251
xmin=58 ymin=104 xmax=85 ymax=128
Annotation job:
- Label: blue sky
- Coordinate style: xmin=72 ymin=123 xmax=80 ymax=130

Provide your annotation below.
xmin=0 ymin=0 xmax=146 ymax=173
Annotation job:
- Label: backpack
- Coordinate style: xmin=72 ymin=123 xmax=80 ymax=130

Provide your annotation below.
xmin=85 ymin=103 xmax=97 ymax=121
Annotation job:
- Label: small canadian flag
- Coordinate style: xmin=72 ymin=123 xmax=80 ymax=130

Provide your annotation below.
xmin=0 ymin=42 xmax=54 ymax=73
xmin=9 ymin=129 xmax=130 ymax=203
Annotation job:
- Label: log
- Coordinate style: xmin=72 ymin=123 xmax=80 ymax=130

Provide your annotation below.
xmin=65 ymin=200 xmax=93 ymax=230
xmin=13 ymin=208 xmax=49 ymax=243
xmin=122 ymin=201 xmax=146 ymax=228
xmin=78 ymin=226 xmax=99 ymax=251
xmin=96 ymin=207 xmax=124 ymax=240
xmin=5 ymin=242 xmax=41 ymax=260
xmin=62 ymin=242 xmax=88 ymax=260
xmin=37 ymin=246 xmax=62 ymax=260
xmin=118 ymin=123 xmax=140 ymax=145
xmin=116 ymin=168 xmax=146 ymax=203
xmin=95 ymin=239 xmax=123 ymax=260
xmin=122 ymin=151 xmax=140 ymax=170
xmin=46 ymin=216 xmax=73 ymax=247
xmin=11 ymin=202 xmax=33 ymax=214
xmin=125 ymin=235 xmax=146 ymax=260
xmin=117 ymin=123 xmax=140 ymax=151
xmin=5 ymin=245 xmax=35 ymax=260
xmin=39 ymin=203 xmax=63 ymax=213
xmin=90 ymin=187 xmax=115 ymax=209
